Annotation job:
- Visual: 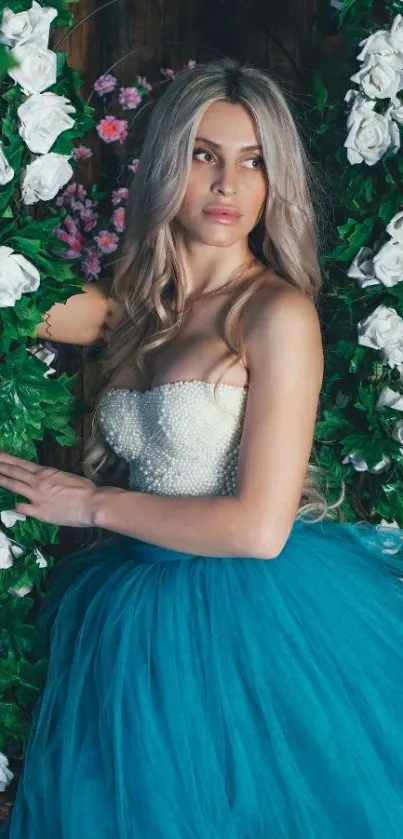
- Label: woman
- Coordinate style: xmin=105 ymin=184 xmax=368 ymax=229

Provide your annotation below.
xmin=1 ymin=58 xmax=403 ymax=838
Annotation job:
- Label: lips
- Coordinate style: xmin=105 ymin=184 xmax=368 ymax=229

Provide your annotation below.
xmin=203 ymin=205 xmax=242 ymax=218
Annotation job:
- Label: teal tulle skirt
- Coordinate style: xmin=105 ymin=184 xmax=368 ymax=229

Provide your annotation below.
xmin=2 ymin=517 xmax=403 ymax=838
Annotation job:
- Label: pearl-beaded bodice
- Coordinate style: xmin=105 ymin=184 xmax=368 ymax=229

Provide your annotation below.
xmin=97 ymin=380 xmax=248 ymax=496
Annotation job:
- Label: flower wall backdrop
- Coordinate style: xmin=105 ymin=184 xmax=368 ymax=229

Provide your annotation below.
xmin=312 ymin=0 xmax=403 ymax=530
xmin=0 ymin=0 xmax=196 ymax=789
xmin=2 ymin=0 xmax=403 ymax=793
xmin=0 ymin=0 xmax=95 ymax=789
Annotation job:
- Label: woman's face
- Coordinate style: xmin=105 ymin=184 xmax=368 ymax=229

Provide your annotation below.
xmin=174 ymin=100 xmax=268 ymax=248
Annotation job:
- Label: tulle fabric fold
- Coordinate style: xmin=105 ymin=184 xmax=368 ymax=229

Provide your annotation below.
xmin=2 ymin=518 xmax=403 ymax=838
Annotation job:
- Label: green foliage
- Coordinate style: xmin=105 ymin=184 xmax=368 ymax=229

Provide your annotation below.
xmin=0 ymin=0 xmax=95 ymax=759
xmin=311 ymin=0 xmax=403 ymax=523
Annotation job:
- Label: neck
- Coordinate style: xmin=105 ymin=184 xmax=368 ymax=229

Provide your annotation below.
xmin=173 ymin=236 xmax=254 ymax=297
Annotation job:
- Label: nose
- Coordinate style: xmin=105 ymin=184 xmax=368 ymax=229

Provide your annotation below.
xmin=211 ymin=163 xmax=236 ymax=196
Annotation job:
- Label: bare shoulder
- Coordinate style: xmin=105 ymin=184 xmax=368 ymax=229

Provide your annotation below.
xmin=243 ymin=269 xmax=319 ymax=332
xmin=242 ymin=270 xmax=324 ymax=380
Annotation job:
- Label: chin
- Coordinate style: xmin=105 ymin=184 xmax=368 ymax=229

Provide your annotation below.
xmin=193 ymin=229 xmax=245 ymax=247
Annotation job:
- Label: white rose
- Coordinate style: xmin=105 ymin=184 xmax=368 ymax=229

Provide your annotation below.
xmin=387 ymin=96 xmax=403 ymax=124
xmin=384 ymin=342 xmax=403 ymax=369
xmin=347 ymin=246 xmax=380 ymax=287
xmin=0 ymin=142 xmax=14 ymax=184
xmin=341 ymin=452 xmax=391 ymax=473
xmin=9 ymin=38 xmax=57 ymax=95
xmin=0 ymin=529 xmax=15 ymax=569
xmin=0 ymin=245 xmax=40 ymax=306
xmin=376 ymin=386 xmax=403 ymax=411
xmin=8 ymin=585 xmax=33 ymax=598
xmin=392 ymin=418 xmax=403 ymax=443
xmin=357 ymin=304 xmax=403 ymax=369
xmin=350 ymin=53 xmax=403 ymax=100
xmin=35 ymin=548 xmax=48 ymax=568
xmin=10 ymin=543 xmax=24 ymax=559
xmin=344 ymin=104 xmax=400 ymax=165
xmin=0 ymin=1 xmax=57 ymax=49
xmin=0 ymin=752 xmax=14 ymax=792
xmin=0 ymin=510 xmax=26 ymax=528
xmin=18 ymin=92 xmax=76 ymax=154
xmin=344 ymin=89 xmax=374 ymax=109
xmin=385 ymin=209 xmax=403 ymax=243
xmin=373 ymin=239 xmax=403 ymax=286
xmin=391 ymin=14 xmax=403 ymax=54
xmin=21 ymin=152 xmax=73 ymax=205
xmin=357 ymin=30 xmax=395 ymax=62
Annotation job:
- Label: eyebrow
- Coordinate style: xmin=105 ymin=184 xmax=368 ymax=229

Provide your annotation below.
xmin=195 ymin=136 xmax=262 ymax=152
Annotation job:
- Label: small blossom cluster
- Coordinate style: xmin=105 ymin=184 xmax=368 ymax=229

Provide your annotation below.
xmin=57 ymin=60 xmax=195 ymax=280
xmin=54 ymin=180 xmax=129 ymax=279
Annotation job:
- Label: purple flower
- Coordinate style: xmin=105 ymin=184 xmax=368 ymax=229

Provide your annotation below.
xmin=111 ymin=187 xmax=129 ymax=205
xmin=72 ymin=144 xmax=93 ymax=161
xmin=94 ymin=230 xmax=119 ymax=253
xmin=118 ymin=86 xmax=142 ymax=110
xmin=112 ymin=206 xmax=125 ymax=233
xmin=93 ymin=73 xmax=118 ymax=95
xmin=128 ymin=157 xmax=140 ymax=173
xmin=161 ymin=67 xmax=176 ymax=80
xmin=82 ymin=251 xmax=102 ymax=279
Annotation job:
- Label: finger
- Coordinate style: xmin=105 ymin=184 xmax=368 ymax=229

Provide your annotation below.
xmin=0 ymin=453 xmax=41 ymax=473
xmin=0 ymin=463 xmax=39 ymax=488
xmin=0 ymin=474 xmax=37 ymax=500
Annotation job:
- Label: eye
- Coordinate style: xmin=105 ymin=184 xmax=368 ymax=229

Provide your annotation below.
xmin=244 ymin=156 xmax=265 ymax=169
xmin=193 ymin=148 xmax=215 ymax=163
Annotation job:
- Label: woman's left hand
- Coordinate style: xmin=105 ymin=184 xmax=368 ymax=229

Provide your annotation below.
xmin=0 ymin=452 xmax=99 ymax=527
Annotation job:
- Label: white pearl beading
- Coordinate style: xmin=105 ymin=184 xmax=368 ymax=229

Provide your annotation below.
xmin=97 ymin=380 xmax=248 ymax=496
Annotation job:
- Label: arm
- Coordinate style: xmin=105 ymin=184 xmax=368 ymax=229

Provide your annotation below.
xmin=91 ymin=287 xmax=324 ymax=559
xmin=36 ymin=282 xmax=115 ymax=345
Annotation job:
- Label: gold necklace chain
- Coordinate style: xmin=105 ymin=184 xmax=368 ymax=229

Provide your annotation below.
xmin=180 ymin=257 xmax=259 ymax=316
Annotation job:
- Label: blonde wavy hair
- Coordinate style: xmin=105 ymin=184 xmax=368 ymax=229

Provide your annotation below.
xmin=82 ymin=57 xmax=345 ymax=523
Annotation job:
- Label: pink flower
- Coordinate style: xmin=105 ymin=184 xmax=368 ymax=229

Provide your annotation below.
xmin=56 ymin=182 xmax=87 ymax=207
xmin=111 ymin=187 xmax=129 ymax=205
xmin=70 ymin=199 xmax=84 ymax=212
xmin=94 ymin=73 xmax=118 ymax=95
xmin=136 ymin=75 xmax=152 ymax=91
xmin=55 ymin=226 xmax=86 ymax=255
xmin=118 ymin=86 xmax=142 ymax=110
xmin=112 ymin=206 xmax=125 ymax=233
xmin=128 ymin=157 xmax=140 ymax=173
xmin=94 ymin=230 xmax=119 ymax=253
xmin=72 ymin=144 xmax=93 ymax=161
xmin=82 ymin=251 xmax=102 ymax=279
xmin=161 ymin=67 xmax=176 ymax=80
xmin=97 ymin=115 xmax=128 ymax=144
xmin=184 ymin=59 xmax=196 ymax=69
xmin=80 ymin=206 xmax=99 ymax=231
xmin=64 ymin=248 xmax=83 ymax=259
xmin=64 ymin=214 xmax=79 ymax=234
